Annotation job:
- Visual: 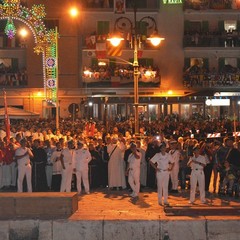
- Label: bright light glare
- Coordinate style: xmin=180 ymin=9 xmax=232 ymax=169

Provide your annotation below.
xmin=19 ymin=28 xmax=28 ymax=38
xmin=107 ymin=37 xmax=124 ymax=47
xmin=148 ymin=37 xmax=165 ymax=46
xmin=88 ymin=102 xmax=93 ymax=106
xmin=70 ymin=7 xmax=78 ymax=17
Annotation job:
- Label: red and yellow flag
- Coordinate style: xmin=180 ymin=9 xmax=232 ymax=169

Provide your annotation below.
xmin=107 ymin=42 xmax=123 ymax=57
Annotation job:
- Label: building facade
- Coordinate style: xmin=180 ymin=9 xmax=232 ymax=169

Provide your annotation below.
xmin=1 ymin=0 xmax=240 ymax=122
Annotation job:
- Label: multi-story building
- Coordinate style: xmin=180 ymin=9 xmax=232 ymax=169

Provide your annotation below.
xmin=1 ymin=0 xmax=240 ymax=122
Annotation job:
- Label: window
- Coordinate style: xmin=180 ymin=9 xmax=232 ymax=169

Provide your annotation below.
xmin=97 ymin=21 xmax=109 ymax=35
xmin=224 ymin=20 xmax=237 ymax=31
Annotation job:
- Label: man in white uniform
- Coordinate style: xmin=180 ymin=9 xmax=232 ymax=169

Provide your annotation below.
xmin=60 ymin=140 xmax=74 ymax=192
xmin=169 ymin=140 xmax=180 ymax=193
xmin=150 ymin=143 xmax=174 ymax=206
xmin=126 ymin=142 xmax=142 ymax=198
xmin=15 ymin=138 xmax=33 ymax=192
xmin=187 ymin=145 xmax=207 ymax=204
xmin=73 ymin=141 xmax=92 ymax=195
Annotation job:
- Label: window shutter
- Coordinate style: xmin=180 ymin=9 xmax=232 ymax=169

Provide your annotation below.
xmin=184 ymin=58 xmax=190 ymax=70
xmin=203 ymin=58 xmax=209 ymax=70
xmin=218 ymin=58 xmax=225 ymax=72
xmin=202 ymin=21 xmax=209 ymax=33
xmin=97 ymin=21 xmax=109 ymax=35
xmin=12 ymin=58 xmax=18 ymax=71
xmin=218 ymin=21 xmax=225 ymax=32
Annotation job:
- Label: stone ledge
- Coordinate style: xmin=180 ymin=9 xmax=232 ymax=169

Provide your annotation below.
xmin=0 ymin=192 xmax=78 ymax=219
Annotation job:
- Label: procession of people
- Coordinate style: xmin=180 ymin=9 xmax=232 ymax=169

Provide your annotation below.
xmin=0 ymin=116 xmax=240 ymax=206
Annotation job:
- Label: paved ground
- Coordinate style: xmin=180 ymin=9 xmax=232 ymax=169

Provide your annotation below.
xmin=70 ymin=187 xmax=240 ymax=221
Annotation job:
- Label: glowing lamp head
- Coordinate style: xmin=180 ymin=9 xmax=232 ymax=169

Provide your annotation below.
xmin=147 ymin=33 xmax=165 ymax=46
xmin=19 ymin=28 xmax=28 ymax=38
xmin=69 ymin=7 xmax=79 ymax=17
xmin=107 ymin=35 xmax=124 ymax=47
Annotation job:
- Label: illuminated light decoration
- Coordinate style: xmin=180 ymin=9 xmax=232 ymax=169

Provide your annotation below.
xmin=5 ymin=18 xmax=16 ymax=39
xmin=47 ymin=79 xmax=56 ymax=88
xmin=46 ymin=57 xmax=56 ymax=68
xmin=31 ymin=4 xmax=46 ymax=19
xmin=0 ymin=0 xmax=58 ymax=104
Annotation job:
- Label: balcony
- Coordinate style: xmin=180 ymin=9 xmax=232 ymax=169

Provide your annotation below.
xmin=183 ymin=66 xmax=240 ymax=89
xmin=81 ymin=0 xmax=159 ymax=12
xmin=183 ymin=31 xmax=240 ymax=48
xmin=83 ymin=64 xmax=161 ymax=88
xmin=0 ymin=68 xmax=28 ymax=88
xmin=183 ymin=0 xmax=240 ymax=11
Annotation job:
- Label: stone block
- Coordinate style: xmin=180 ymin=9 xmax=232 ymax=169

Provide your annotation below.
xmin=53 ymin=220 xmax=103 ymax=240
xmin=207 ymin=220 xmax=240 ymax=240
xmin=161 ymin=219 xmax=207 ymax=240
xmin=0 ymin=221 xmax=9 ymax=240
xmin=104 ymin=220 xmax=159 ymax=240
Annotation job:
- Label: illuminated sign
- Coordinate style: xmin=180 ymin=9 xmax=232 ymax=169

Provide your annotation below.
xmin=214 ymin=92 xmax=240 ymax=97
xmin=163 ymin=0 xmax=182 ymax=4
xmin=205 ymin=99 xmax=230 ymax=106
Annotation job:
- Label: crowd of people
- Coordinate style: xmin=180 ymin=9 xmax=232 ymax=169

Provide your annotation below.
xmin=183 ymin=65 xmax=240 ymax=88
xmin=0 ymin=116 xmax=240 ymax=205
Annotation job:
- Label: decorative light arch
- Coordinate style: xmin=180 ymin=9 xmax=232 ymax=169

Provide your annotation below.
xmin=0 ymin=0 xmax=58 ymax=104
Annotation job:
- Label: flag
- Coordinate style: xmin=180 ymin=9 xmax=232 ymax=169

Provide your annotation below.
xmin=107 ymin=42 xmax=123 ymax=57
xmin=85 ymin=35 xmax=96 ymax=49
xmin=137 ymin=50 xmax=143 ymax=58
xmin=3 ymin=90 xmax=10 ymax=143
xmin=95 ymin=42 xmax=107 ymax=59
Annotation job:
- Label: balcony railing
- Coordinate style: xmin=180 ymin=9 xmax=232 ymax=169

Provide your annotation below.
xmin=183 ymin=67 xmax=240 ymax=88
xmin=183 ymin=0 xmax=240 ymax=11
xmin=0 ymin=68 xmax=28 ymax=87
xmin=83 ymin=65 xmax=161 ymax=88
xmin=183 ymin=31 xmax=240 ymax=48
xmin=81 ymin=0 xmax=159 ymax=11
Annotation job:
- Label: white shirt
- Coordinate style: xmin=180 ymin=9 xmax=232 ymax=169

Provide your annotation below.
xmin=169 ymin=149 xmax=180 ymax=165
xmin=61 ymin=148 xmax=74 ymax=165
xmin=128 ymin=150 xmax=142 ymax=170
xmin=188 ymin=155 xmax=206 ymax=171
xmin=51 ymin=149 xmax=62 ymax=174
xmin=72 ymin=148 xmax=92 ymax=170
xmin=15 ymin=147 xmax=32 ymax=167
xmin=150 ymin=152 xmax=174 ymax=171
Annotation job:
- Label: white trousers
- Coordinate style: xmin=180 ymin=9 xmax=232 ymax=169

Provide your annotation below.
xmin=156 ymin=171 xmax=170 ymax=204
xmin=17 ymin=164 xmax=32 ymax=192
xmin=190 ymin=170 xmax=205 ymax=202
xmin=170 ymin=164 xmax=179 ymax=190
xmin=75 ymin=168 xmax=89 ymax=194
xmin=128 ymin=168 xmax=140 ymax=197
xmin=60 ymin=164 xmax=73 ymax=192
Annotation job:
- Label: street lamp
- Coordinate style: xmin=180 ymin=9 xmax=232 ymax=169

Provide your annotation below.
xmin=107 ymin=4 xmax=164 ymax=135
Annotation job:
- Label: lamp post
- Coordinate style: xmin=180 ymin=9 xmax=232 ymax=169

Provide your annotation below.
xmin=108 ymin=2 xmax=164 ymax=135
xmin=69 ymin=6 xmax=82 ymax=88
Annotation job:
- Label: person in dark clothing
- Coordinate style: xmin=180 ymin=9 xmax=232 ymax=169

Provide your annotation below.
xmin=199 ymin=140 xmax=214 ymax=192
xmin=95 ymin=138 xmax=109 ymax=187
xmin=124 ymin=141 xmax=134 ymax=190
xmin=225 ymin=137 xmax=240 ymax=169
xmin=31 ymin=139 xmax=48 ymax=192
xmin=212 ymin=140 xmax=228 ymax=193
xmin=145 ymin=138 xmax=160 ymax=189
xmin=89 ymin=142 xmax=101 ymax=188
